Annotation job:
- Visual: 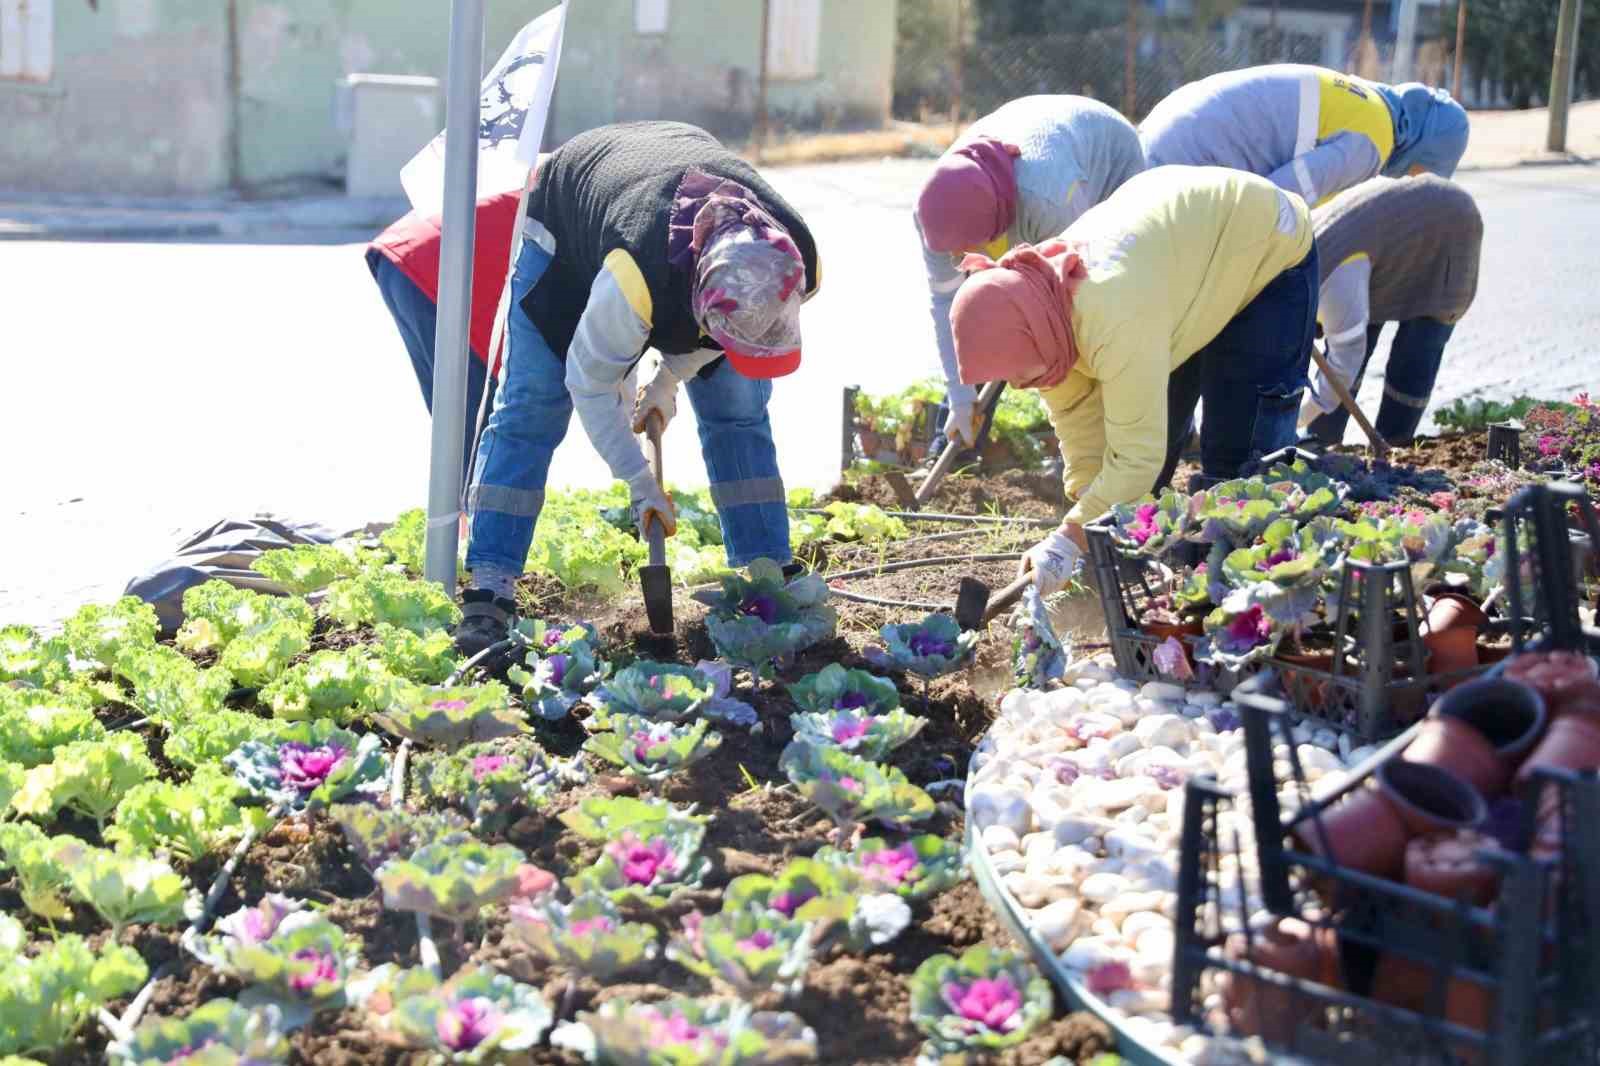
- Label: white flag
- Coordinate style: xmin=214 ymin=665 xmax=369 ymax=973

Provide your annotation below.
xmin=400 ymin=2 xmax=567 ymax=214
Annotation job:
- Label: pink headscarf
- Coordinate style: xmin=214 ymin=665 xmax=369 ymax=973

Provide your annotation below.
xmin=949 ymin=240 xmax=1087 ymax=390
xmin=916 ymin=136 xmax=1023 ymax=253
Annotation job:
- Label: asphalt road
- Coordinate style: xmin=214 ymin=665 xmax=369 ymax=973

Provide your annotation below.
xmin=3 ymin=163 xmax=1597 ymax=626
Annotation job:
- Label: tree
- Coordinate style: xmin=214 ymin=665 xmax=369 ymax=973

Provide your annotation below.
xmin=1446 ymin=0 xmax=1597 ymax=108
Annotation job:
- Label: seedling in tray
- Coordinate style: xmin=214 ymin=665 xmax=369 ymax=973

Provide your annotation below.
xmin=908 ymin=945 xmax=1053 ymax=1061
xmin=556 ymin=995 xmax=818 ymax=1066
xmin=508 ymin=891 xmax=661 ymax=979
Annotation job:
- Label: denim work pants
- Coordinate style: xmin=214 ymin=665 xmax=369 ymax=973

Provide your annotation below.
xmin=367 ymin=251 xmax=494 ymax=478
xmin=464 ymin=238 xmax=790 ymax=576
xmin=1156 ymin=242 xmax=1320 ymax=491
xmin=1305 ymin=317 xmax=1455 ymax=446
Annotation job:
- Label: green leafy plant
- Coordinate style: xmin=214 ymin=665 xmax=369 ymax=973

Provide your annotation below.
xmin=778 ymin=741 xmax=935 ymax=835
xmin=556 ymin=796 xmax=707 ymax=843
xmin=260 ymin=648 xmax=385 ymax=724
xmin=786 ymin=663 xmax=900 ymax=716
xmin=216 ymin=619 xmax=311 ymax=689
xmin=667 ymin=906 xmax=815 ymax=1000
xmin=330 ymin=803 xmax=470 ymax=874
xmin=724 ymin=858 xmax=910 ymax=951
xmin=373 ymin=682 xmax=525 ymax=751
xmin=1195 ymin=583 xmax=1289 ymax=671
xmin=380 ymin=509 xmax=439 ymax=576
xmin=0 ymin=687 xmax=105 ymax=767
xmin=507 ymin=637 xmax=609 ymax=722
xmin=508 ymin=892 xmax=661 ymax=979
xmin=704 ymin=559 xmax=837 ymax=678
xmin=188 ymin=901 xmax=356 ymax=1026
xmin=107 ymin=764 xmax=272 ymax=862
xmin=107 ymin=998 xmax=290 ymax=1066
xmin=321 ymin=570 xmax=461 ymax=634
xmin=1194 ymin=479 xmax=1292 ymax=547
xmin=877 ymin=614 xmax=977 ymax=679
xmin=372 ymin=965 xmax=553 ymax=1064
xmin=0 ymin=822 xmax=73 ymax=921
xmin=0 ymin=624 xmax=71 ymax=687
xmin=788 ymin=702 xmax=925 ymax=762
xmin=560 ymin=996 xmax=817 ymax=1066
xmin=416 ymin=740 xmax=573 ymax=834
xmin=1105 ymin=491 xmax=1196 ymax=557
xmin=0 ymin=763 xmax=19 ymax=814
xmin=225 ymin=722 xmax=388 ymax=813
xmin=113 ymin=644 xmax=232 ymax=724
xmin=0 ymin=913 xmax=148 ymax=1058
xmin=909 ymin=945 xmax=1052 ymax=1059
xmin=50 ymin=839 xmax=197 ymax=938
xmin=814 ymin=835 xmax=966 ymax=901
xmin=1432 ymin=394 xmax=1547 ymax=432
xmin=62 ymin=596 xmax=160 ymax=668
xmin=372 ymin=623 xmax=462 ymax=685
xmin=12 ymin=733 xmax=156 ymax=828
xmin=175 ymin=581 xmax=313 ymax=656
xmin=164 ymin=709 xmax=293 ymax=770
xmin=566 ymin=821 xmax=711 ymax=908
xmin=588 ymin=661 xmax=716 ymax=723
xmin=583 ymin=715 xmax=722 ymax=792
xmin=251 ymin=543 xmax=369 ymax=595
xmin=377 ymin=839 xmax=537 ymax=924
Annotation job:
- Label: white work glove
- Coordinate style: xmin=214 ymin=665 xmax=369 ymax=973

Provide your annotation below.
xmin=945 ymin=398 xmax=981 ymax=449
xmin=1019 ymin=529 xmax=1083 ymax=596
xmin=632 ymin=361 xmax=679 ymax=434
xmin=629 ymin=472 xmax=677 ymax=538
xmin=1297 ymin=392 xmax=1326 ymax=431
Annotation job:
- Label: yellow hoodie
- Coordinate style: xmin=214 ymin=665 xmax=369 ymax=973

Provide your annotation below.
xmin=1039 ymin=165 xmax=1313 ymax=524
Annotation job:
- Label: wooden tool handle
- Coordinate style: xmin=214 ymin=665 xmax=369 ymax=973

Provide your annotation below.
xmin=1308 ymin=346 xmax=1390 ymax=458
xmin=915 ymin=380 xmax=1006 ymax=506
xmin=644 ymin=411 xmax=667 ymax=566
xmin=981 ymin=572 xmax=1035 ymax=625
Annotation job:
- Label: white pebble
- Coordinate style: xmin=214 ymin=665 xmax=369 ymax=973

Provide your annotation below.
xmin=1077 ymin=775 xmax=1161 ymax=813
xmin=1051 ymin=815 xmax=1112 ymax=848
xmin=1188 ymin=690 xmax=1222 ymax=707
xmin=1140 ymin=681 xmax=1187 ymax=703
xmin=1134 ymin=714 xmax=1194 ymax=749
xmin=1079 ymin=871 xmax=1132 ymax=903
xmin=1061 ymin=935 xmax=1129 ymax=971
xmin=968 ymin=785 xmax=1031 ymax=835
xmin=989 ymin=850 xmax=1025 ymax=876
xmin=1121 ymin=911 xmax=1171 ymax=941
xmin=1029 ymin=898 xmax=1085 ymax=951
xmin=980 ymin=825 xmax=1020 ymax=854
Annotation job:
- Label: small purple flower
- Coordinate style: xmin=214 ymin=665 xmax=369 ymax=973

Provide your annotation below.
xmin=769 ymin=888 xmax=816 ymax=918
xmin=909 ymin=633 xmax=954 ymax=658
xmin=544 ymin=628 xmax=566 ymax=649
xmin=278 ymin=742 xmax=348 ymax=793
xmin=1220 ymin=605 xmax=1272 ymax=651
xmin=610 ymin=833 xmax=673 ymax=886
xmin=545 ymin=653 xmax=569 ymax=688
xmin=1145 ymin=763 xmax=1187 ymax=790
xmin=435 ymin=996 xmax=504 ymax=1052
xmin=471 ymin=754 xmax=513 ymax=780
xmin=833 ymin=690 xmax=872 ymax=711
xmin=736 ymin=929 xmax=777 ymax=952
xmin=860 ymin=842 xmax=919 ymax=886
xmin=740 ymin=594 xmax=779 ymax=624
xmin=942 ymin=975 xmax=1022 ymax=1032
xmin=830 ymin=713 xmax=872 ymax=745
xmin=431 ymin=698 xmax=470 ymax=713
xmin=1538 ymin=434 xmax=1566 ymax=458
xmin=287 ymin=948 xmax=337 ymax=995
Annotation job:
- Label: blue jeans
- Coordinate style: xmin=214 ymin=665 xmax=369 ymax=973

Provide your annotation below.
xmin=465 ymin=238 xmax=790 ymax=576
xmin=1157 ymin=242 xmax=1319 ymax=490
xmin=367 ymin=251 xmax=493 ymax=478
xmin=1305 ymin=317 xmax=1454 ymax=446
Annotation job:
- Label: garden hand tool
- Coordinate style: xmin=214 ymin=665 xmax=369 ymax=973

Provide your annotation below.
xmin=886 ymin=381 xmax=1008 ymax=512
xmin=1308 ymin=344 xmax=1390 ymax=459
xmin=954 ymin=572 xmax=1033 ymax=631
xmin=638 ymin=412 xmax=674 ymax=635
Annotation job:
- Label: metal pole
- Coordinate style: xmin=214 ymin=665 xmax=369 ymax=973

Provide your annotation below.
xmin=951 ymin=0 xmax=964 ymax=135
xmin=1451 ymin=0 xmax=1467 ymax=99
xmin=1548 ymin=0 xmax=1583 ymax=152
xmin=755 ymin=0 xmax=771 ymax=150
xmin=423 ymin=0 xmax=485 ymax=588
xmin=1123 ymin=0 xmax=1137 ymax=118
xmin=1392 ymin=0 xmax=1419 ymax=81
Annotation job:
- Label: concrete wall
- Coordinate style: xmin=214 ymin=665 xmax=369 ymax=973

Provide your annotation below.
xmin=552 ymin=0 xmax=896 ymax=143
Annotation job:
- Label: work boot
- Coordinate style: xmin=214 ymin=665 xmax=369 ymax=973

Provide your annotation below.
xmin=454 ymin=588 xmax=516 ymax=658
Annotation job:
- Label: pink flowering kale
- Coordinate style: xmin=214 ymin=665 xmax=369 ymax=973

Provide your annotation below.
xmin=666 ymin=905 xmax=815 ymax=997
xmin=879 ymin=614 xmax=977 ymax=679
xmin=566 ymin=822 xmax=710 ymax=906
xmin=1085 ymin=960 xmax=1136 ymax=997
xmin=911 ymin=946 xmax=1051 ymax=1056
xmin=380 ymin=964 xmax=551 ymax=1061
xmin=225 ymin=722 xmax=387 ymax=812
xmin=815 ymin=835 xmax=965 ymax=901
xmin=572 ymin=997 xmax=817 ymax=1066
xmin=507 ymin=891 xmax=659 ymax=979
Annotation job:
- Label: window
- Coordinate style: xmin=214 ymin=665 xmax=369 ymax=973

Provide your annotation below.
xmin=0 ymin=0 xmax=52 ymax=83
xmin=765 ymin=0 xmax=820 ymax=81
xmin=634 ymin=0 xmax=669 ymax=35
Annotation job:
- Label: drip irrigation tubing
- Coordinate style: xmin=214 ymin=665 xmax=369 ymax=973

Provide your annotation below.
xmin=795 ymin=507 xmax=1054 ymax=528
xmin=387 ymin=738 xmax=442 ymax=979
xmin=822 ymin=552 xmax=1025 ymax=585
xmin=828 ymin=589 xmax=952 ymax=611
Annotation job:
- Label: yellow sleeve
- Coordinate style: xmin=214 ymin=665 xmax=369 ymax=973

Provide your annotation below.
xmin=602 ymin=248 xmax=653 ymax=327
xmin=1042 ymin=371 xmax=1106 ymax=510
xmin=1063 ymin=326 xmax=1170 ymax=525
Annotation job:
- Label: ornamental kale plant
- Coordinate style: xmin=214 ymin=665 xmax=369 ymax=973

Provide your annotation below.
xmin=107 ymin=998 xmax=290 ymax=1066
xmin=176 ymin=581 xmax=314 ymax=654
xmin=725 ymin=858 xmax=910 ymax=952
xmin=1195 ymin=584 xmax=1289 ymax=671
xmin=0 ymin=913 xmax=148 ymax=1059
xmin=560 ymin=996 xmax=818 ymax=1066
xmin=0 ymin=762 xmax=19 ymax=814
xmin=556 ymin=795 xmax=707 ymax=843
xmin=667 ymin=907 xmax=815 ymax=999
xmin=113 ymin=645 xmax=233 ymax=724
xmin=1194 ymin=480 xmax=1291 ymax=547
xmin=507 ymin=636 xmax=608 ymax=721
xmin=374 ymin=682 xmax=526 ymax=751
xmin=909 ymin=946 xmax=1052 ymax=1059
xmin=878 ymin=614 xmax=978 ymax=679
xmin=225 ymin=723 xmax=388 ymax=813
xmin=0 ymin=686 xmax=105 ymax=767
xmin=778 ymin=741 xmax=935 ymax=835
xmin=380 ymin=965 xmax=552 ymax=1064
xmin=163 ymin=709 xmax=294 ymax=770
xmin=814 ymin=835 xmax=966 ymax=901
xmin=416 ymin=739 xmax=574 ymax=834
xmin=0 ymin=822 xmax=73 ymax=920
xmin=107 ymin=764 xmax=272 ymax=862
xmin=588 ymin=661 xmax=715 ymax=723
xmin=1218 ymin=517 xmax=1333 ymax=623
xmin=260 ymin=648 xmax=385 ymax=724
xmin=50 ymin=840 xmax=196 ymax=937
xmin=330 ymin=803 xmax=470 ymax=874
xmin=513 ymin=617 xmax=601 ymax=656
xmin=251 ymin=543 xmax=368 ymax=595
xmin=321 ymin=570 xmax=461 ymax=635
xmin=1105 ymin=491 xmax=1195 ymax=557
xmin=372 ymin=623 xmax=461 ymax=685
xmin=508 ymin=892 xmax=661 ymax=979
xmin=377 ymin=840 xmax=540 ymax=924
xmin=584 ymin=715 xmax=723 ymax=791
xmin=788 ymin=703 xmax=925 ymax=762
xmin=1011 ymin=586 xmax=1069 ymax=690
xmin=786 ymin=663 xmax=901 ymax=716
xmin=62 ymin=596 xmax=160 ymax=668
xmin=12 ymin=733 xmax=157 ymax=828
xmin=217 ymin=618 xmax=311 ymax=689
xmin=0 ymin=624 xmax=71 ymax=687
xmin=704 ymin=559 xmax=837 ymax=678
xmin=189 ymin=903 xmax=356 ymax=1025
xmin=566 ymin=821 xmax=711 ymax=907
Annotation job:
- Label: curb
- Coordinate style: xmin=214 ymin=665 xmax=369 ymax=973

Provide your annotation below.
xmin=0 ymin=196 xmax=408 ymax=243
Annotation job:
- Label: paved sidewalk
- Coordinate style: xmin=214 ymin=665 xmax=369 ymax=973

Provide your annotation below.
xmin=1456 ymin=100 xmax=1600 ymax=170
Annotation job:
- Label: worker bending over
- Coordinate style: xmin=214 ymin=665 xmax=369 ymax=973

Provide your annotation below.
xmin=950 ymin=166 xmax=1318 ymax=594
xmin=1299 ymin=175 xmax=1483 ymax=445
xmin=1140 ymin=64 xmax=1470 ymax=206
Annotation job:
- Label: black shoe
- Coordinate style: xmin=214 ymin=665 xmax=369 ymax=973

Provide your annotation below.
xmin=454 ymin=589 xmax=516 ymax=658
xmin=781 ymin=561 xmax=809 ymax=581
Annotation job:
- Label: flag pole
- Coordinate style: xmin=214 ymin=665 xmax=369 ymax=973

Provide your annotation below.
xmin=424 ymin=0 xmax=486 ymax=588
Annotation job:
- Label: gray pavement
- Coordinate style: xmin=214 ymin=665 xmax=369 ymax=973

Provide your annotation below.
xmin=2 ymin=163 xmax=1597 ymax=627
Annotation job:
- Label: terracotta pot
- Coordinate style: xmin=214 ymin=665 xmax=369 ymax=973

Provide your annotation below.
xmin=1376 ymin=759 xmax=1488 ymax=838
xmin=1421 ymin=593 xmax=1488 ymax=688
xmin=1404 ymin=830 xmax=1501 ymax=905
xmin=1223 ymin=918 xmax=1341 ymax=1044
xmin=857 ymin=428 xmax=884 ymax=457
xmin=1403 ymin=716 xmax=1507 ymax=798
xmin=1371 ymin=954 xmax=1495 ymax=1035
xmin=1293 ymin=782 xmax=1412 ymax=880
xmin=1477 ymin=638 xmax=1514 ymax=665
xmin=1434 ymin=677 xmax=1548 ymax=768
xmin=1140 ymin=617 xmax=1202 ymax=671
xmin=1276 ymin=643 xmax=1336 ymax=711
xmin=1513 ymin=709 xmax=1600 ymax=788
xmin=1505 ymin=651 xmax=1600 ymax=718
